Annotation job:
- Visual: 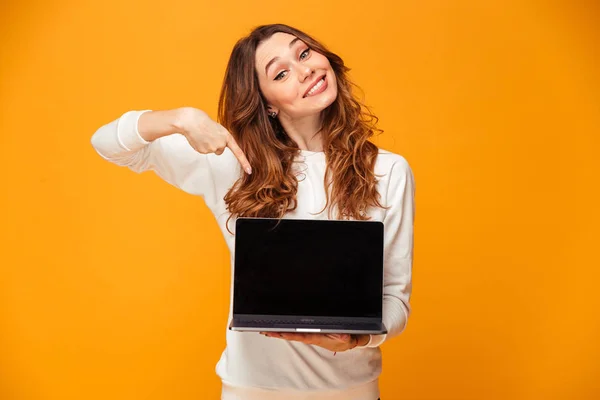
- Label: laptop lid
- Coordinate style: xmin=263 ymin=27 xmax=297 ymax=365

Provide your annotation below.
xmin=233 ymin=217 xmax=384 ymax=319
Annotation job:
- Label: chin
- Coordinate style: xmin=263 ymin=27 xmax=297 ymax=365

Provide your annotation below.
xmin=296 ymin=99 xmax=336 ymax=118
xmin=315 ymin=91 xmax=337 ymax=112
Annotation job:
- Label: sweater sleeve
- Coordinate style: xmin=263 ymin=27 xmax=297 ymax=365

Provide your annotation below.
xmin=367 ymin=156 xmax=415 ymax=348
xmin=90 ymin=110 xmax=240 ymax=211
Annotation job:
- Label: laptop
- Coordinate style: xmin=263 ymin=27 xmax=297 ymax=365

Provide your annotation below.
xmin=228 ymin=217 xmax=387 ymax=334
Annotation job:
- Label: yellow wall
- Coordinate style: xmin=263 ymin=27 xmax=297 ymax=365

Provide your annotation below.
xmin=1 ymin=1 xmax=598 ymax=399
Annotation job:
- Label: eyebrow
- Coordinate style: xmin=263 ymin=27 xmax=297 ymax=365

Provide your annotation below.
xmin=264 ymin=37 xmax=302 ymax=76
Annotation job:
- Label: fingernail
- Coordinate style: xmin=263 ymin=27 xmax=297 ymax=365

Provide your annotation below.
xmin=245 ymin=167 xmax=252 ymax=175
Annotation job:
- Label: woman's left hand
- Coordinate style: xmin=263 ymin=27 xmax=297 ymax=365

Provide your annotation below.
xmin=259 ymin=332 xmax=364 ymax=352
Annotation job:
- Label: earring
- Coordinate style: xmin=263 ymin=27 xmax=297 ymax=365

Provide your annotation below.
xmin=269 ymin=111 xmax=277 ymax=118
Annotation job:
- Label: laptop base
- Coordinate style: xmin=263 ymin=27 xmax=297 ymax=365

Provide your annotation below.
xmin=229 ymin=315 xmax=387 ymax=335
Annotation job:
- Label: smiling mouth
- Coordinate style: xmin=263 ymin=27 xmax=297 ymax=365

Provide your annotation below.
xmin=303 ymin=75 xmax=327 ymax=98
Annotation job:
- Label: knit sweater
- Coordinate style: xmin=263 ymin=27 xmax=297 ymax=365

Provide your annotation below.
xmin=91 ymin=110 xmax=415 ymax=400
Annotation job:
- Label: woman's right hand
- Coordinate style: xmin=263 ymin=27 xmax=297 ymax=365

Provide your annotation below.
xmin=176 ymin=107 xmax=252 ymax=175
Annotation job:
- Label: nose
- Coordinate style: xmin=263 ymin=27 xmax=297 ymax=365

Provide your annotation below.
xmin=298 ymin=64 xmax=314 ymax=81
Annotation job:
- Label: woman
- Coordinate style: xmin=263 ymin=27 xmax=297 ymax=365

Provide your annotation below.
xmin=91 ymin=23 xmax=415 ymax=400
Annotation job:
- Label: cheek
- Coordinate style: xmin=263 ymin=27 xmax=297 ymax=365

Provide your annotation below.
xmin=316 ymin=53 xmax=332 ymax=68
xmin=268 ymin=84 xmax=301 ymax=106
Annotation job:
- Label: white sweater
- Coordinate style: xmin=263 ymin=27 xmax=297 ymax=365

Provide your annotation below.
xmin=91 ymin=110 xmax=415 ymax=400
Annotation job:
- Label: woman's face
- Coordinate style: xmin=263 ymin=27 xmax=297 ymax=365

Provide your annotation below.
xmin=255 ymin=32 xmax=338 ymax=119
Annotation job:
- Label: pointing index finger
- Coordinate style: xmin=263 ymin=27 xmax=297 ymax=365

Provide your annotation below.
xmin=226 ymin=135 xmax=252 ymax=175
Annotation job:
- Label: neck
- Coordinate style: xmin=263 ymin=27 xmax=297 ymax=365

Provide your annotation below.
xmin=278 ymin=112 xmax=324 ymax=152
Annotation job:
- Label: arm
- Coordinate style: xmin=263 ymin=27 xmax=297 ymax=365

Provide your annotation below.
xmin=137 ymin=108 xmax=182 ymax=141
xmin=90 ymin=109 xmax=240 ymax=210
xmin=365 ymin=157 xmax=416 ymax=348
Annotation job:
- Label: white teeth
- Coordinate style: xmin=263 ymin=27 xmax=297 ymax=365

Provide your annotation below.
xmin=306 ymin=77 xmax=325 ymax=96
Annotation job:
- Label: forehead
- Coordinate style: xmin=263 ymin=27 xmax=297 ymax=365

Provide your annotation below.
xmin=255 ymin=32 xmax=299 ymax=69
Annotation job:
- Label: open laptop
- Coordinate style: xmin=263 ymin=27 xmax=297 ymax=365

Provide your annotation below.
xmin=228 ymin=217 xmax=387 ymax=334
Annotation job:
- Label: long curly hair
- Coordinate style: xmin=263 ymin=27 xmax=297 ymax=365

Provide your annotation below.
xmin=218 ymin=24 xmax=389 ymax=234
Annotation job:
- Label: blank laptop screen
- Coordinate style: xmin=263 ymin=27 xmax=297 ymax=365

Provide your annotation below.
xmin=233 ymin=218 xmax=383 ymax=318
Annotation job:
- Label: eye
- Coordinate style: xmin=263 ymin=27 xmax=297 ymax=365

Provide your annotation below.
xmin=300 ymin=48 xmax=310 ymax=60
xmin=273 ymin=47 xmax=311 ymax=81
xmin=274 ymin=70 xmax=287 ymax=81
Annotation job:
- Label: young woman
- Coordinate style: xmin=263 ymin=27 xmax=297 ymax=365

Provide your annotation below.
xmin=91 ymin=23 xmax=415 ymax=400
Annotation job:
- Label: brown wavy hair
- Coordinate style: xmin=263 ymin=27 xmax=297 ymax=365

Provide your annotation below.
xmin=218 ymin=24 xmax=389 ymax=234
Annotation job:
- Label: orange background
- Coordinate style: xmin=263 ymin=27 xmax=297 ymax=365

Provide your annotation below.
xmin=1 ymin=1 xmax=599 ymax=399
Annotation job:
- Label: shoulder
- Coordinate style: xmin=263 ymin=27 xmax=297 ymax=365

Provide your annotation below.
xmin=375 ymin=147 xmax=412 ymax=177
xmin=374 ymin=148 xmax=415 ymax=217
xmin=154 ymin=134 xmax=242 ymax=202
xmin=374 ymin=148 xmax=415 ymax=204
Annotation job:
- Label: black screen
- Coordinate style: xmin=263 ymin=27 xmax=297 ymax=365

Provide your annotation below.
xmin=233 ymin=218 xmax=383 ymax=318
